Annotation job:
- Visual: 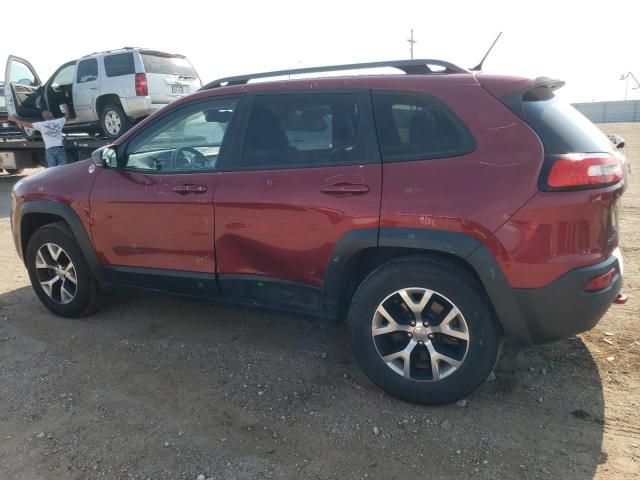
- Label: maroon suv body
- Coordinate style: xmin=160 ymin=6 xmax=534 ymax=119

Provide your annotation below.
xmin=10 ymin=60 xmax=625 ymax=404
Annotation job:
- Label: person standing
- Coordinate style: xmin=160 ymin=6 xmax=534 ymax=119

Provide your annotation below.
xmin=9 ymin=105 xmax=70 ymax=167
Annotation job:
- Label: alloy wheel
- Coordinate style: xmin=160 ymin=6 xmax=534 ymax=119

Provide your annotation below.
xmin=34 ymin=243 xmax=78 ymax=304
xmin=104 ymin=111 xmax=122 ymax=136
xmin=371 ymin=287 xmax=470 ymax=382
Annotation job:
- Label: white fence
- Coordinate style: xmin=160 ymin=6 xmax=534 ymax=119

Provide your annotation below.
xmin=573 ymin=100 xmax=640 ymax=123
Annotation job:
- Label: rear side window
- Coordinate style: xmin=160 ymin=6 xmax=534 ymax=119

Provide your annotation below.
xmin=372 ymin=92 xmax=475 ymax=162
xmin=141 ymin=54 xmax=198 ymax=78
xmin=520 ymin=92 xmax=613 ymax=154
xmin=76 ymin=59 xmax=98 ymax=83
xmin=241 ymin=93 xmax=360 ymax=169
xmin=104 ymin=53 xmax=135 ymax=77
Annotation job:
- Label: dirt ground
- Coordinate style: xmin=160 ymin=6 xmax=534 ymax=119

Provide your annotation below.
xmin=0 ymin=124 xmax=638 ymax=480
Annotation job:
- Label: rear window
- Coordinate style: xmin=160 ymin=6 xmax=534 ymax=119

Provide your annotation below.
xmin=141 ymin=54 xmax=198 ymax=78
xmin=104 ymin=53 xmax=135 ymax=77
xmin=520 ymin=92 xmax=613 ymax=155
xmin=372 ymin=92 xmax=475 ymax=162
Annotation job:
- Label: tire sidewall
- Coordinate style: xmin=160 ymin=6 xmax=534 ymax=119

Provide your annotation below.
xmin=25 ymin=225 xmax=96 ymax=318
xmin=348 ymin=259 xmax=499 ymax=404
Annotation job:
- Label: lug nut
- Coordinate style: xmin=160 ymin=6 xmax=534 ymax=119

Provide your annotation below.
xmin=408 ymin=333 xmax=413 ymax=338
xmin=418 ymin=340 xmax=424 ymax=345
xmin=423 ymin=322 xmax=428 ymax=327
xmin=410 ymin=321 xmax=416 ymax=327
xmin=428 ymin=333 xmax=435 ymax=340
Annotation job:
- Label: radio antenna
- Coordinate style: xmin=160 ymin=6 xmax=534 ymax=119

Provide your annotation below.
xmin=471 ymin=32 xmax=502 ymax=71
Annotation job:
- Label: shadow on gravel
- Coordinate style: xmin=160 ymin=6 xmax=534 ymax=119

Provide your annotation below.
xmin=0 ymin=286 xmax=605 ymax=480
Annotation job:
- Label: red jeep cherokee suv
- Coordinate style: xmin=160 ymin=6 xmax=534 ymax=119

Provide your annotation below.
xmin=10 ymin=60 xmax=625 ymax=404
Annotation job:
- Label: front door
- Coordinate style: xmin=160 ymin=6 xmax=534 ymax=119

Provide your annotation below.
xmin=73 ymin=58 xmax=100 ymax=122
xmin=4 ymin=55 xmax=43 ymax=119
xmin=213 ymin=91 xmax=381 ymax=311
xmin=89 ymin=97 xmax=240 ymax=295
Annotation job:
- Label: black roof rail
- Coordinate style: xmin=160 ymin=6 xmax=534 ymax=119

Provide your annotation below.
xmin=202 ymin=59 xmax=468 ymax=90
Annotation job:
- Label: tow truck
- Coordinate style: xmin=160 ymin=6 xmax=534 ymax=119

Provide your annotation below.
xmin=0 ymin=133 xmax=109 ymax=174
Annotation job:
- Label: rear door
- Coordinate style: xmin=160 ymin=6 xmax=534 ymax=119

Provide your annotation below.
xmin=4 ymin=55 xmax=42 ymax=119
xmin=74 ymin=58 xmax=100 ymax=122
xmin=212 ymin=90 xmax=381 ymax=312
xmin=139 ymin=51 xmax=200 ymax=105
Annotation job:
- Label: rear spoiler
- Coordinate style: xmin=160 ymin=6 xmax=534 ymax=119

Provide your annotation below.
xmin=139 ymin=49 xmax=186 ymax=59
xmin=496 ymin=76 xmax=566 ymax=119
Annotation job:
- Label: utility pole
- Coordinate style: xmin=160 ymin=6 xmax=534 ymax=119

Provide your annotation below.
xmin=620 ymin=72 xmax=640 ymax=101
xmin=407 ymin=29 xmax=417 ymax=59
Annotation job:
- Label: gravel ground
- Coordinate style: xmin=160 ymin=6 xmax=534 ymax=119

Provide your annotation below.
xmin=0 ymin=124 xmax=638 ymax=480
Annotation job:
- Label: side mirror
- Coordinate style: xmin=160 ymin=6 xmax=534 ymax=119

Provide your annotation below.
xmin=607 ymin=134 xmax=625 ymax=150
xmin=91 ymin=146 xmax=118 ymax=168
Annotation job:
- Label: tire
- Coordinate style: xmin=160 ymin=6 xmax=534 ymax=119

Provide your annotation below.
xmin=20 ymin=125 xmax=39 ymax=141
xmin=348 ymin=256 xmax=499 ymax=405
xmin=4 ymin=168 xmax=24 ymax=175
xmin=25 ymin=223 xmax=104 ymax=318
xmin=100 ymin=103 xmax=132 ymax=139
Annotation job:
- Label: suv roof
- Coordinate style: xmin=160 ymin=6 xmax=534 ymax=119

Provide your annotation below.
xmin=81 ymin=47 xmax=187 ymax=59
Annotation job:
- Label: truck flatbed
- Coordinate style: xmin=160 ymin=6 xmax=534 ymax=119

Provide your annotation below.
xmin=0 ymin=134 xmax=109 ymax=172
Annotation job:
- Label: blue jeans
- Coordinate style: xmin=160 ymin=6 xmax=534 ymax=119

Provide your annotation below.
xmin=46 ymin=146 xmax=67 ymax=168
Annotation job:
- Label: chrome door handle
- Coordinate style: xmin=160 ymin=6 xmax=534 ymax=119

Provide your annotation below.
xmin=172 ymin=184 xmax=208 ymax=194
xmin=320 ymin=183 xmax=369 ymax=195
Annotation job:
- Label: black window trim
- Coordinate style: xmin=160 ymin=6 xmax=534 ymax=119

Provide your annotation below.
xmin=223 ymin=89 xmax=380 ymax=172
xmin=76 ymin=58 xmax=99 ymax=84
xmin=370 ymin=89 xmax=476 ymax=164
xmin=117 ymin=95 xmax=243 ymax=175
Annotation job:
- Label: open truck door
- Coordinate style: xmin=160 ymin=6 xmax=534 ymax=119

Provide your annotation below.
xmin=5 ymin=55 xmax=44 ymax=119
xmin=5 ymin=55 xmax=44 ymax=139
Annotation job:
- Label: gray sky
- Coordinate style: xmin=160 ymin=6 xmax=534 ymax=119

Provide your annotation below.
xmin=2 ymin=0 xmax=639 ymax=102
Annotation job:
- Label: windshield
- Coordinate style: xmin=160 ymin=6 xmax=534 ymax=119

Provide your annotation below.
xmin=141 ymin=54 xmax=198 ymax=78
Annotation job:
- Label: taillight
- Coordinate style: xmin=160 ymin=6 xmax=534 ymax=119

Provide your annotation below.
xmin=135 ymin=73 xmax=148 ymax=96
xmin=584 ymin=268 xmax=616 ymax=292
xmin=541 ymin=153 xmax=623 ymax=191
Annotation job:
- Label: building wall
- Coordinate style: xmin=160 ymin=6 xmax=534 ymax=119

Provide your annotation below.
xmin=573 ymin=100 xmax=640 ymax=123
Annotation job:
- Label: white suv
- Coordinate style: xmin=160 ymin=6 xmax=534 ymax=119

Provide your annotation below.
xmin=4 ymin=48 xmax=201 ymax=139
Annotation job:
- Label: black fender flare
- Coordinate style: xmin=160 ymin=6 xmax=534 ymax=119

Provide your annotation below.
xmin=322 ymin=227 xmax=532 ymax=346
xmin=18 ymin=201 xmax=109 ymax=288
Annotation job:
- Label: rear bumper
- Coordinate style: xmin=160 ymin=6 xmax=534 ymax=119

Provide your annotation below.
xmin=513 ymin=254 xmax=622 ymax=344
xmin=121 ymin=96 xmax=168 ymax=119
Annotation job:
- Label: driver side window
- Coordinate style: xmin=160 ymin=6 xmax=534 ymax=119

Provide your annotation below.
xmin=125 ymin=98 xmax=238 ymax=173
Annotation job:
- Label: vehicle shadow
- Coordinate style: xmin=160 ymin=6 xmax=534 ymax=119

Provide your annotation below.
xmin=0 ymin=285 xmax=605 ymax=480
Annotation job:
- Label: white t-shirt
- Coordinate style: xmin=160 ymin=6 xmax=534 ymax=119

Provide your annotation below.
xmin=32 ymin=117 xmax=66 ymax=149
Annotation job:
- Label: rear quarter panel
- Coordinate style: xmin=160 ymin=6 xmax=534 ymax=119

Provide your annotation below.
xmin=379 ymin=79 xmax=544 ymax=245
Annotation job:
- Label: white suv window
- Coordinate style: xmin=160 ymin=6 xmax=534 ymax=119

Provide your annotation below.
xmin=104 ymin=53 xmax=135 ymax=77
xmin=51 ymin=64 xmax=75 ymax=88
xmin=77 ymin=59 xmax=98 ymax=83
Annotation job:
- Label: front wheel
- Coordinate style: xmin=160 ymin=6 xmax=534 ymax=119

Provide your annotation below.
xmin=25 ymin=223 xmax=104 ymax=317
xmin=348 ymin=256 xmax=499 ymax=405
xmin=100 ymin=104 xmax=132 ymax=139
xmin=3 ymin=168 xmax=24 ymax=175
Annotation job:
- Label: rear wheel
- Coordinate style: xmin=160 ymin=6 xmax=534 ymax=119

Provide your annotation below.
xmin=25 ymin=223 xmax=104 ymax=317
xmin=348 ymin=256 xmax=499 ymax=405
xmin=100 ymin=104 xmax=132 ymax=139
